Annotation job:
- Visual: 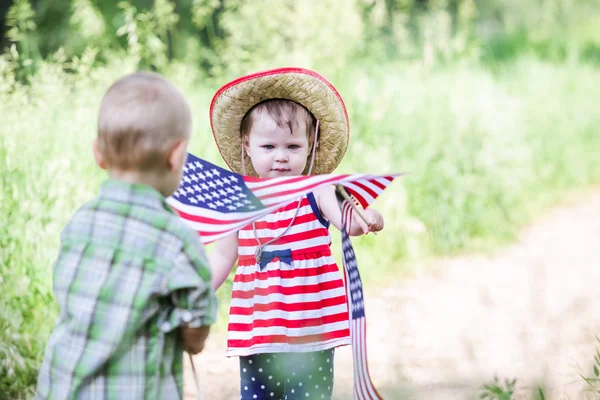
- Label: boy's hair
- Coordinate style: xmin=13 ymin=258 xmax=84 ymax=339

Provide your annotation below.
xmin=97 ymin=71 xmax=192 ymax=171
xmin=240 ymin=99 xmax=317 ymax=147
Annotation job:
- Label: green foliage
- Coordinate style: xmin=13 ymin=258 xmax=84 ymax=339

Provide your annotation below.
xmin=116 ymin=0 xmax=179 ymax=70
xmin=5 ymin=0 xmax=37 ymax=78
xmin=479 ymin=377 xmax=549 ymax=400
xmin=480 ymin=376 xmax=516 ymax=399
xmin=5 ymin=0 xmax=36 ymax=43
xmin=4 ymin=0 xmax=600 ymax=77
xmin=1 ymin=0 xmax=600 ymax=397
xmin=0 ymin=44 xmax=26 ymax=94
xmin=477 ymin=0 xmax=600 ymax=65
xmin=0 ymin=55 xmax=113 ymax=396
xmin=71 ymin=0 xmax=105 ymax=40
xmin=478 ymin=376 xmax=555 ymax=400
xmin=213 ymin=0 xmax=364 ymax=77
xmin=579 ymin=336 xmax=600 ymax=397
xmin=333 ymin=61 xmax=600 ymax=255
xmin=190 ymin=0 xmax=220 ymax=32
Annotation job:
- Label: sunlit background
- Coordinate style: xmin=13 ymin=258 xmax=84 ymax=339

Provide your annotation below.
xmin=1 ymin=0 xmax=600 ymax=398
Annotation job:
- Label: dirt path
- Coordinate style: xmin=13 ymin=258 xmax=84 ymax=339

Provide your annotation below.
xmin=184 ymin=190 xmax=600 ymax=400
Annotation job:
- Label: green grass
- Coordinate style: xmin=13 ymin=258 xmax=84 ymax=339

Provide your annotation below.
xmin=1 ymin=56 xmax=600 ymax=397
xmin=332 ymin=59 xmax=600 ymax=279
xmin=579 ymin=336 xmax=600 ymax=398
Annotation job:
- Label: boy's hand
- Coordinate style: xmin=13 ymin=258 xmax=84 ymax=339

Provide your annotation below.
xmin=181 ymin=325 xmax=211 ymax=355
xmin=355 ymin=209 xmax=384 ymax=234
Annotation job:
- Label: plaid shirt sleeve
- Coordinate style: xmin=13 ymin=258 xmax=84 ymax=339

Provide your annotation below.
xmin=160 ymin=230 xmax=218 ymax=331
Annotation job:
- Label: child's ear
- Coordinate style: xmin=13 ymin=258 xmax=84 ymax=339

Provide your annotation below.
xmin=92 ymin=138 xmax=108 ymax=170
xmin=167 ymin=139 xmax=189 ymax=173
xmin=242 ymin=135 xmax=251 ymax=158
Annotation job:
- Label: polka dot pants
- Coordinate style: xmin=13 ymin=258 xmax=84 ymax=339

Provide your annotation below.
xmin=239 ymin=349 xmax=335 ymax=400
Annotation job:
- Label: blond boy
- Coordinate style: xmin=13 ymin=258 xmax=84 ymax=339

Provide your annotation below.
xmin=35 ymin=72 xmax=217 ymax=400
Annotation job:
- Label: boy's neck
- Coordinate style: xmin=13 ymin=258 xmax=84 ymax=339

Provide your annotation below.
xmin=108 ymin=169 xmax=170 ymax=197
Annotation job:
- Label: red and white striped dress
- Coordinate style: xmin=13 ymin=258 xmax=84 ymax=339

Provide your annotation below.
xmin=226 ymin=193 xmax=351 ymax=356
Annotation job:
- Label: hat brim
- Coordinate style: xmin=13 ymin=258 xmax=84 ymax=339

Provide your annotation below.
xmin=210 ymin=67 xmax=349 ymax=176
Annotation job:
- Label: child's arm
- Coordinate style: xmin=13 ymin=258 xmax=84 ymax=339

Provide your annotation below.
xmin=163 ymin=230 xmax=218 ymax=355
xmin=209 ymin=232 xmax=239 ymax=291
xmin=315 ymin=185 xmax=384 ymax=236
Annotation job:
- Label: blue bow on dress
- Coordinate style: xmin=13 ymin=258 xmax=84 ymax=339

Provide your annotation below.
xmin=258 ymin=249 xmax=293 ymax=270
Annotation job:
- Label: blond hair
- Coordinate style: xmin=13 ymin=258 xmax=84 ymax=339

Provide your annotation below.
xmin=97 ymin=71 xmax=192 ymax=171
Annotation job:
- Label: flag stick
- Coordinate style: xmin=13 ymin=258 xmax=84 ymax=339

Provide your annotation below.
xmin=189 ymin=353 xmax=203 ymax=400
xmin=335 ymin=185 xmax=376 ymax=234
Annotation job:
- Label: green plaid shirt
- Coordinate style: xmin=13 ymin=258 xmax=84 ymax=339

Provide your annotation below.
xmin=36 ymin=180 xmax=217 ymax=400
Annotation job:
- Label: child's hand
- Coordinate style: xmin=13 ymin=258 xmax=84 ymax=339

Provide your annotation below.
xmin=181 ymin=325 xmax=211 ymax=355
xmin=355 ymin=209 xmax=384 ymax=235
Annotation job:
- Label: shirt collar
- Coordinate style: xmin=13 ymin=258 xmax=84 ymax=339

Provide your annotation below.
xmin=99 ymin=179 xmax=174 ymax=213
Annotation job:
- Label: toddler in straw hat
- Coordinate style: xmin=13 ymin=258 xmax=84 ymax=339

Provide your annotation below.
xmin=209 ymin=68 xmax=385 ymax=400
xmin=35 ymin=72 xmax=217 ymax=400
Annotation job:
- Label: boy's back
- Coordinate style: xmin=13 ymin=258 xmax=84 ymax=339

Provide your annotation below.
xmin=36 ymin=72 xmax=217 ymax=400
xmin=36 ymin=180 xmax=216 ymax=399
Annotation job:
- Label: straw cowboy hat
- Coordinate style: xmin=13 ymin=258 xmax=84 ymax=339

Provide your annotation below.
xmin=210 ymin=67 xmax=350 ymax=176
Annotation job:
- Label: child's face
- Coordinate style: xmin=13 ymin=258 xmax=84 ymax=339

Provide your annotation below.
xmin=244 ymin=112 xmax=310 ymax=178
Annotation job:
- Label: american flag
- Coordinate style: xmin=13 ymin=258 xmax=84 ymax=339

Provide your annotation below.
xmin=167 ymin=153 xmax=402 ymax=244
xmin=340 ymin=197 xmax=384 ymax=400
